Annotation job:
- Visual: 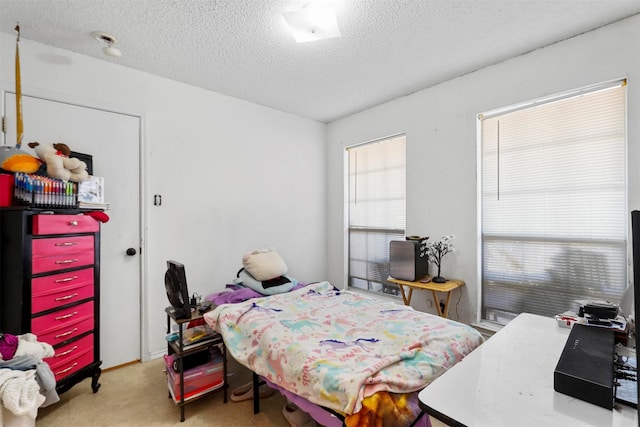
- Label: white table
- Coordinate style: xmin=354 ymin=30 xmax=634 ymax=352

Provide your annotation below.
xmin=418 ymin=313 xmax=638 ymax=427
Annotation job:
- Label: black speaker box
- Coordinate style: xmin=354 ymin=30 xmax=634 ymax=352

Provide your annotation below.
xmin=172 ymin=348 xmax=210 ymax=373
xmin=554 ymin=324 xmax=615 ymax=409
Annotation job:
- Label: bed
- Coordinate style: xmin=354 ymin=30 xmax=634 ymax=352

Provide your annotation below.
xmin=204 ymin=281 xmax=483 ymax=427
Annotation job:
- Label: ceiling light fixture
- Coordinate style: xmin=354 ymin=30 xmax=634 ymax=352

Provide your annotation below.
xmin=91 ymin=31 xmax=122 ymax=57
xmin=282 ymin=2 xmax=341 ymax=43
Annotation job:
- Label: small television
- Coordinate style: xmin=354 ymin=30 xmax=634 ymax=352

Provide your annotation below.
xmin=165 ymin=260 xmax=191 ymax=320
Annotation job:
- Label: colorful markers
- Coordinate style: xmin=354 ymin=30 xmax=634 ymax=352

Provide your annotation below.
xmin=13 ymin=172 xmax=77 ymax=208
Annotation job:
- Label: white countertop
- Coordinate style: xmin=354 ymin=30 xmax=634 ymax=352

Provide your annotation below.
xmin=418 ymin=313 xmax=638 ymax=427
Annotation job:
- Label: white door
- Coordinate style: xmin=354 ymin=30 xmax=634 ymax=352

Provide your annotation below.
xmin=4 ymin=93 xmax=141 ymax=369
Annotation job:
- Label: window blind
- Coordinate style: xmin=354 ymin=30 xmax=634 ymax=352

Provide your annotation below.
xmin=480 ymin=83 xmax=626 ymax=324
xmin=348 ymin=135 xmax=406 ymax=296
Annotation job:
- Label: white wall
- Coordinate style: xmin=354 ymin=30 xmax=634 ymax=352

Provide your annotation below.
xmin=0 ymin=32 xmax=327 ymax=359
xmin=327 ymin=15 xmax=640 ymax=324
xmin=2 ymin=13 xmax=638 ymax=359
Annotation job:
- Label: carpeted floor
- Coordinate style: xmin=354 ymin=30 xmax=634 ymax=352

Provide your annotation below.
xmin=36 ymin=357 xmax=289 ymax=426
xmin=35 ymin=357 xmax=445 ymax=427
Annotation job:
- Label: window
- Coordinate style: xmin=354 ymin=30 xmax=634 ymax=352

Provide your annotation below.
xmin=347 ymin=135 xmax=406 ymax=296
xmin=480 ymin=81 xmax=627 ymax=325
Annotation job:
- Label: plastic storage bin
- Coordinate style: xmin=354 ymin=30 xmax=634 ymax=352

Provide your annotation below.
xmin=165 ymin=352 xmax=224 ymax=402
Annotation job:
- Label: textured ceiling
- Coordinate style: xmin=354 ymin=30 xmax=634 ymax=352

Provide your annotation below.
xmin=0 ymin=0 xmax=639 ymax=123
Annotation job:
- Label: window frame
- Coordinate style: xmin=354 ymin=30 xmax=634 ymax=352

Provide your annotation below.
xmin=346 ymin=134 xmax=407 ymax=298
xmin=477 ymin=79 xmax=628 ymax=326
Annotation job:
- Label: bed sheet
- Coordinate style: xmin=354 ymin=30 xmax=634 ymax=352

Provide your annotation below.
xmin=204 ymin=281 xmax=483 ymax=417
xmin=268 ymin=378 xmax=431 ymax=427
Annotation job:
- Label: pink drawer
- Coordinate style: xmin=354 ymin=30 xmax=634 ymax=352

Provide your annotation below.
xmin=32 ymin=235 xmax=94 ymax=256
xmin=45 ymin=334 xmax=94 ymax=382
xmin=49 ymin=344 xmax=94 ymax=382
xmin=32 ymin=251 xmax=95 ymax=275
xmin=33 ymin=214 xmax=99 ymax=235
xmin=32 ymin=268 xmax=94 ymax=314
xmin=32 ymin=301 xmax=94 ymax=346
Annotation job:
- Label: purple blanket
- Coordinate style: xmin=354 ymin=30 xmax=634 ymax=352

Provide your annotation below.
xmin=206 ymin=282 xmax=307 ymax=305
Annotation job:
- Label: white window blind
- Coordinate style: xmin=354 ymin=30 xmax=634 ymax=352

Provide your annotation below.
xmin=348 ymin=135 xmax=406 ymax=296
xmin=480 ymin=82 xmax=626 ymax=324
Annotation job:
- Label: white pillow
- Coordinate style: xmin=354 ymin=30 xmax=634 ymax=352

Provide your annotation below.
xmin=242 ymin=248 xmax=288 ymax=281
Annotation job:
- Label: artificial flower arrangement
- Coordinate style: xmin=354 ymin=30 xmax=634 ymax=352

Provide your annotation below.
xmin=426 ymin=235 xmax=455 ymax=283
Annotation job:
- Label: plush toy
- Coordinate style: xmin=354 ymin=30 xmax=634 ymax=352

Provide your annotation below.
xmin=27 ymin=141 xmax=89 ymax=182
xmin=0 ymin=145 xmax=40 ymax=173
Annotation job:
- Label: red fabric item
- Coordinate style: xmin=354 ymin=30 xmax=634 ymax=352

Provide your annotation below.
xmin=84 ymin=211 xmax=110 ymax=223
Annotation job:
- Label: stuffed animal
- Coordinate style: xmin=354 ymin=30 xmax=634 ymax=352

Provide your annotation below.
xmin=0 ymin=145 xmax=40 ymax=173
xmin=27 ymin=141 xmax=89 ymax=182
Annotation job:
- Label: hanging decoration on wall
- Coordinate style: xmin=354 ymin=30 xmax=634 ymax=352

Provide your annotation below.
xmin=0 ymin=23 xmax=40 ymax=174
xmin=15 ymin=24 xmax=23 ymax=149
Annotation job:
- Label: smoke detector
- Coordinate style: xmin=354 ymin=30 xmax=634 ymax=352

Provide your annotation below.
xmin=91 ymin=31 xmax=122 ymax=57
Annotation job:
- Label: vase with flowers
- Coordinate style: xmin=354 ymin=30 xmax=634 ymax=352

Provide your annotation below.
xmin=426 ymin=235 xmax=455 ymax=283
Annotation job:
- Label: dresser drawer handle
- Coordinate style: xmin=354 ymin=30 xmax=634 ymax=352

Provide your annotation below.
xmin=55 ymin=259 xmax=79 ymax=265
xmin=69 ymin=220 xmax=78 ymax=226
xmin=55 ymin=362 xmax=78 ymax=376
xmin=55 ymin=242 xmax=78 ymax=247
xmin=54 ymin=328 xmax=79 ymax=339
xmin=55 ymin=293 xmax=79 ymax=302
xmin=55 ymin=346 xmax=78 ymax=358
xmin=54 ymin=276 xmax=78 ymax=283
xmin=55 ymin=311 xmax=78 ymax=320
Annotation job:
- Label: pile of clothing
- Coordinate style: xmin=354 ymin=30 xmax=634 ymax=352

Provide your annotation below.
xmin=0 ymin=333 xmax=59 ymax=418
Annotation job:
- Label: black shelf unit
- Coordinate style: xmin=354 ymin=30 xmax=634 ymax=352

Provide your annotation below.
xmin=165 ymin=306 xmax=228 ymax=422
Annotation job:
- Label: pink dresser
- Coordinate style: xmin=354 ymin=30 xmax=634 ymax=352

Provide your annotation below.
xmin=0 ymin=209 xmax=102 ymax=394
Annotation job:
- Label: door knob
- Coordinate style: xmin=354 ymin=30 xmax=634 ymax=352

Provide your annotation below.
xmin=126 ymin=248 xmax=137 ymax=256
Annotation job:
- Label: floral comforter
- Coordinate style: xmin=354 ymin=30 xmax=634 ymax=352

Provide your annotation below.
xmin=203 ymin=281 xmax=483 ymax=415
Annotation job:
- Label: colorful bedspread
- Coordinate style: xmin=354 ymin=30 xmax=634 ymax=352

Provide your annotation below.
xmin=204 ymin=281 xmax=483 ymax=416
xmin=345 ymin=390 xmax=423 ymax=427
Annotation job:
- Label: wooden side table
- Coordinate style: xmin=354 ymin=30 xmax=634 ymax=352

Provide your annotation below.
xmin=387 ymin=276 xmax=464 ymax=318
